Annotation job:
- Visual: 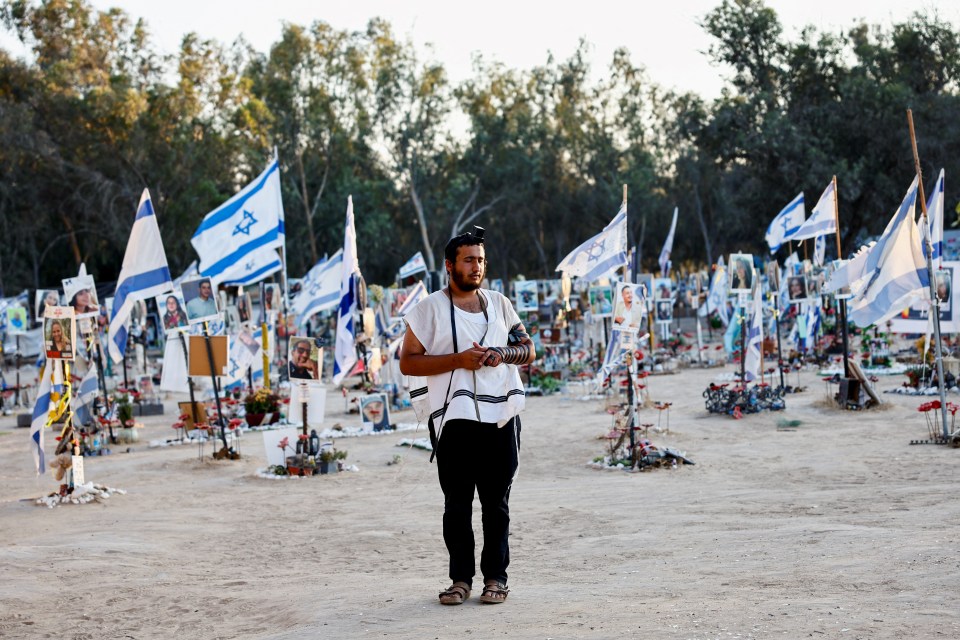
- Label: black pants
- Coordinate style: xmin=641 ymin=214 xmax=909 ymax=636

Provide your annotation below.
xmin=436 ymin=416 xmax=520 ymax=588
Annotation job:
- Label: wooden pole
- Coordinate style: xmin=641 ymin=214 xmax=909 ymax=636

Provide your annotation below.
xmin=831 ymin=175 xmax=851 ymax=380
xmin=908 ymin=109 xmax=949 ymax=440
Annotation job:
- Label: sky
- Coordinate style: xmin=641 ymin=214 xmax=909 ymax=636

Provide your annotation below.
xmin=4 ymin=0 xmax=958 ymax=99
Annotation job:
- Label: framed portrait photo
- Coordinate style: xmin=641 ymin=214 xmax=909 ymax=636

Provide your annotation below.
xmin=181 ymin=277 xmax=220 ymax=325
xmin=62 ymin=275 xmax=100 ymax=319
xmin=155 ymin=292 xmax=189 ymax=335
xmin=44 ymin=306 xmax=76 ymax=361
xmin=588 ymin=285 xmax=613 ymax=318
xmin=612 ymin=282 xmax=644 ymax=332
xmin=786 ymin=275 xmax=808 ymax=303
xmin=728 ymin=253 xmax=755 ymax=294
xmin=360 ymin=393 xmax=391 ymax=432
xmin=514 ymin=280 xmax=539 ymax=313
xmin=288 ymin=335 xmax=323 ymax=381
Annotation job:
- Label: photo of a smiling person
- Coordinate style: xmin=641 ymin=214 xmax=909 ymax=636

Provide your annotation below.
xmin=288 ymin=336 xmax=321 ymax=381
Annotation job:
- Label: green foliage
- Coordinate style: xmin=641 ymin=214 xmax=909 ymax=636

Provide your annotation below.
xmin=2 ymin=0 xmax=960 ymax=293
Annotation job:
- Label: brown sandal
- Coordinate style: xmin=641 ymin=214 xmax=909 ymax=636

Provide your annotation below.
xmin=438 ymin=581 xmax=471 ymax=605
xmin=479 ymin=580 xmax=509 ymax=604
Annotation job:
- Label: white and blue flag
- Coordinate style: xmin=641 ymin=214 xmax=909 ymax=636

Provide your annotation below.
xmin=30 ymin=366 xmax=64 ymax=475
xmin=765 ymin=193 xmax=805 ymax=253
xmin=556 ymin=203 xmax=628 ymax=282
xmin=72 ymin=363 xmax=100 ymax=426
xmin=743 ymin=283 xmax=764 ymax=383
xmin=925 ymin=169 xmax=944 ymax=270
xmin=813 ymin=234 xmax=826 ymax=267
xmin=333 ymin=197 xmax=361 ymax=386
xmin=659 ymin=207 xmax=678 ymax=278
xmin=704 ymin=256 xmax=729 ymax=326
xmin=398 ymin=251 xmax=427 ymax=279
xmin=191 ymin=154 xmax=285 ymax=282
xmin=220 ymin=249 xmax=282 ymax=286
xmin=108 ymin=190 xmax=174 ymax=363
xmin=291 ymin=249 xmax=344 ymax=327
xmin=788 ymin=180 xmax=836 ymax=242
xmin=398 ymin=281 xmax=428 ymax=317
xmin=847 ymin=177 xmax=929 ymax=327
xmin=826 ymin=176 xmax=919 ymax=297
xmin=173 ymin=261 xmax=198 ymax=288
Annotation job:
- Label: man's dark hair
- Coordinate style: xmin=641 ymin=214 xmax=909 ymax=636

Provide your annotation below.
xmin=444 ymin=226 xmax=485 ymax=264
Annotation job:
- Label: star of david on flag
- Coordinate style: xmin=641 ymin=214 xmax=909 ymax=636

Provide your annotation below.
xmin=556 ymin=203 xmax=628 ymax=282
xmin=192 ymin=151 xmax=285 ymax=281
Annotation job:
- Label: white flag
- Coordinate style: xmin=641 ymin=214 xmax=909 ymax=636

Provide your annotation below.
xmin=659 ymin=207 xmax=678 ymax=278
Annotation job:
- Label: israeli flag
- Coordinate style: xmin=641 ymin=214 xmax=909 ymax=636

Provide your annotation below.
xmin=765 ymin=193 xmax=805 ymax=253
xmin=925 ymin=169 xmax=944 ymax=270
xmin=397 ymin=281 xmax=428 ymax=317
xmin=847 ymin=177 xmax=929 ymax=327
xmin=813 ymin=235 xmax=826 ymax=267
xmin=556 ymin=203 xmax=628 ymax=282
xmin=705 ymin=257 xmax=729 ymax=326
xmin=191 ymin=154 xmax=285 ymax=281
xmin=291 ymin=249 xmax=344 ymax=327
xmin=220 ymin=249 xmax=282 ymax=286
xmin=743 ymin=284 xmax=764 ymax=382
xmin=72 ymin=363 xmax=100 ymax=426
xmin=30 ymin=367 xmax=54 ymax=474
xmin=108 ymin=190 xmax=174 ymax=363
xmin=788 ymin=180 xmax=836 ymax=242
xmin=398 ymin=251 xmax=427 ymax=279
xmin=333 ymin=197 xmax=361 ymax=386
xmin=173 ymin=261 xmax=198 ymax=288
xmin=826 ymin=177 xmax=919 ymax=296
xmin=659 ymin=207 xmax=678 ymax=278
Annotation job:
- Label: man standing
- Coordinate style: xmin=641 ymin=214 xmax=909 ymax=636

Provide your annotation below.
xmin=186 ymin=279 xmax=218 ymax=320
xmin=400 ymin=227 xmax=535 ymax=606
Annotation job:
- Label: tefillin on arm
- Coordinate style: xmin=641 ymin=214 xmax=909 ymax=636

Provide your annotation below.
xmin=485 ymin=323 xmax=532 ymax=366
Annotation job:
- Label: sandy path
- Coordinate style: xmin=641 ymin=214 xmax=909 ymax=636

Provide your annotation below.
xmin=1 ymin=365 xmax=958 ymax=640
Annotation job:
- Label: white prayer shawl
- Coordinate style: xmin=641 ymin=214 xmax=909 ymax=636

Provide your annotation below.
xmin=404 ymin=289 xmax=525 ymax=427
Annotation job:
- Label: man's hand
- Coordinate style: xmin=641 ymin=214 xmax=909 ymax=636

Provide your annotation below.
xmin=458 ymin=344 xmax=490 ymax=370
xmin=476 ymin=341 xmax=502 ymax=367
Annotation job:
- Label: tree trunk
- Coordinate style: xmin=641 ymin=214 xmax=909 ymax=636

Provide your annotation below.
xmin=295 ymin=151 xmax=319 ymax=265
xmin=409 ymin=180 xmax=436 ymax=272
xmin=60 ymin=213 xmax=82 ymax=267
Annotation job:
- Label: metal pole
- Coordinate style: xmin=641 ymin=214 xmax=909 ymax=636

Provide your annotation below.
xmin=908 ymin=109 xmax=949 ymax=439
xmin=178 ymin=332 xmax=199 ymax=424
xmin=202 ymin=322 xmax=228 ymax=451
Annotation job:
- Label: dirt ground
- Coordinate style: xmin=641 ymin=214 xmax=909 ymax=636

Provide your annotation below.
xmin=1 ymin=364 xmax=959 ymax=640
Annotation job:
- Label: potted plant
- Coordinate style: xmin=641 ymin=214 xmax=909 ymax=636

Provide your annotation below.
xmin=318 ymin=447 xmax=347 ymax=474
xmin=243 ymin=388 xmax=281 ymax=427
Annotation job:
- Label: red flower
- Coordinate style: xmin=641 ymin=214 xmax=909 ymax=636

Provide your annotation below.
xmin=278 ymin=437 xmax=289 ymax=450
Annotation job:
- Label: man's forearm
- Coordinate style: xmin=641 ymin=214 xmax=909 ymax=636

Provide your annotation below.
xmin=399 ymin=352 xmax=462 ymax=377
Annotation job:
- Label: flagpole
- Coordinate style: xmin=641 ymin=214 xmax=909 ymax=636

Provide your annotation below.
xmin=623 ymin=185 xmax=631 ymax=284
xmin=908 ymin=109 xmax=949 ymax=440
xmin=830 ymin=175 xmax=851 ymax=380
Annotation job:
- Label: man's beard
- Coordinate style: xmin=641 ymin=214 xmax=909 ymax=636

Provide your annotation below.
xmin=451 ymin=268 xmax=482 ymax=292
